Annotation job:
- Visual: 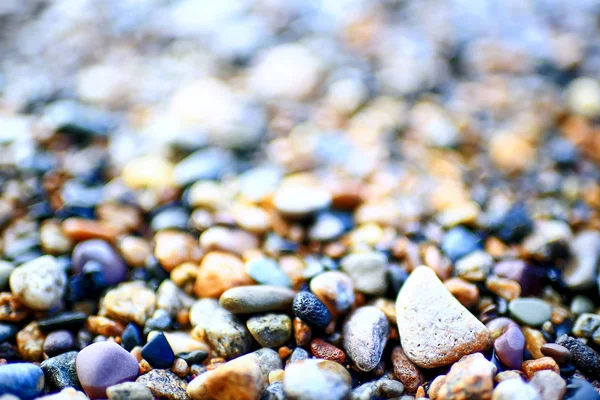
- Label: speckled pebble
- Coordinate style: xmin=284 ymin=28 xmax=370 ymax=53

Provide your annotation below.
xmin=9 ymin=255 xmax=66 ymax=311
xmin=103 ymin=282 xmax=157 ymax=326
xmin=137 ymin=369 xmax=190 ymax=400
xmin=292 ymin=291 xmax=332 ymax=328
xmin=434 ymin=353 xmax=496 ymax=400
xmin=555 ymin=335 xmax=600 ymax=380
xmin=107 ymin=382 xmax=154 ymax=400
xmin=40 ymin=351 xmax=81 ymax=392
xmin=246 ymin=313 xmax=292 ymax=348
xmin=342 ymin=306 xmax=388 ymax=372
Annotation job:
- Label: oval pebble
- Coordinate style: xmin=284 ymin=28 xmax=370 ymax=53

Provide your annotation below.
xmin=292 ymin=291 xmax=332 ymax=328
xmin=273 ymin=185 xmax=332 ymax=219
xmin=0 ymin=363 xmax=45 ymax=400
xmin=342 ymin=306 xmax=389 ymax=372
xmin=72 ymin=240 xmax=127 ymax=286
xmin=245 ymin=257 xmax=291 ymax=287
xmin=219 ymin=285 xmax=296 ymax=314
xmin=309 ymin=271 xmax=354 ymax=315
xmin=246 ymin=313 xmax=292 ymax=348
xmin=9 ymin=255 xmax=67 ymax=311
xmin=508 ymin=298 xmax=552 ymax=327
xmin=493 ymin=323 xmax=525 ymax=370
xmin=541 ymin=343 xmax=572 ymax=364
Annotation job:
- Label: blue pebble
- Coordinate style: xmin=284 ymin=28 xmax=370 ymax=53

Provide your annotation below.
xmin=292 ymin=291 xmax=332 ymax=328
xmin=141 ymin=332 xmax=175 ymax=369
xmin=121 ymin=323 xmax=142 ymax=351
xmin=492 ymin=203 xmax=533 ymax=244
xmin=565 ymin=378 xmax=600 ymax=400
xmin=0 ymin=363 xmax=44 ymax=400
xmin=0 ymin=324 xmax=19 ymax=342
xmin=441 ymin=226 xmax=482 ymax=262
xmin=246 ymin=257 xmax=291 ymax=287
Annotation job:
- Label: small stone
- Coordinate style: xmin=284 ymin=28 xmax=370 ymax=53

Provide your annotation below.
xmin=177 ymin=350 xmax=208 ymax=365
xmin=36 ymin=387 xmax=88 ymax=400
xmin=441 ymin=227 xmax=482 ymax=262
xmin=72 ymin=240 xmax=127 ymax=286
xmin=262 ymin=382 xmax=285 ymax=400
xmin=0 ymin=323 xmax=19 ymax=342
xmin=292 ymin=291 xmax=332 ymax=328
xmin=562 ymin=230 xmax=600 ymax=290
xmin=566 ymin=77 xmax=600 ymax=118
xmin=247 ymin=314 xmax=292 ymax=348
xmin=246 ymin=258 xmax=290 ymax=287
xmin=190 ymin=299 xmax=251 ymax=359
xmin=310 ymin=338 xmax=346 ymax=364
xmin=572 ymin=312 xmax=600 ymax=340
xmin=0 ymin=261 xmax=14 ymax=291
xmin=395 ymin=266 xmax=491 ymax=368
xmin=40 ymin=220 xmax=73 ymax=255
xmin=137 ymin=369 xmax=189 ymax=400
xmin=16 ymin=321 xmax=45 ymax=361
xmin=340 ymin=251 xmax=387 ymax=295
xmin=173 ymin=148 xmax=233 ymax=187
xmin=372 ymin=298 xmax=397 ymax=325
xmin=444 ymin=277 xmax=479 ymax=308
xmin=76 ymin=341 xmax=139 ymax=399
xmin=293 ymin=318 xmax=312 ymax=347
xmin=121 ymin=323 xmax=142 ymax=351
xmin=220 ymin=285 xmax=296 ymax=314
xmin=342 ymin=306 xmax=388 ymax=372
xmin=44 ymin=330 xmax=76 ymax=357
xmin=38 ymin=312 xmax=87 ymax=333
xmin=570 ymin=296 xmax=595 ymax=315
xmin=522 ymin=327 xmax=547 ymax=359
xmin=290 ymin=347 xmax=309 ymax=363
xmin=522 ymin=357 xmax=560 ymax=380
xmin=493 ymin=260 xmax=545 ymax=296
xmin=151 ymin=207 xmax=189 ymax=232
xmin=195 ymin=252 xmax=254 ymax=299
xmin=541 ymin=343 xmax=572 ymax=364
xmin=155 ymin=231 xmax=203 ymax=273
xmin=273 ymin=184 xmax=331 ymax=220
xmin=62 ymin=218 xmax=118 ymax=243
xmin=350 ymin=376 xmax=405 ymax=400
xmin=494 ymin=323 xmax=525 ymax=370
xmin=141 ymin=331 xmax=175 ymax=369
xmin=391 ymin=346 xmax=424 ymax=393
xmin=530 ymin=370 xmax=566 ymax=400
xmin=491 ymin=202 xmax=533 ymax=244
xmin=9 ymin=255 xmax=66 ymax=311
xmin=187 ymin=348 xmax=281 ymax=400
xmin=151 ymin=331 xmax=210 ymax=355
xmin=308 ymin=213 xmax=346 ymax=242
xmin=455 ymin=251 xmax=493 ymax=282
xmin=310 ymin=271 xmax=355 ymax=315
xmin=555 ymin=335 xmax=600 ymax=380
xmin=107 ymin=382 xmax=154 ymax=400
xmin=268 ymin=369 xmax=284 ymax=384
xmin=434 ymin=353 xmax=496 ymax=400
xmin=0 ymin=363 xmax=44 ymax=400
xmin=172 ymin=358 xmax=189 ymax=377
xmin=118 ymin=236 xmax=151 ymax=268
xmin=486 ymin=276 xmax=521 ymax=301
xmin=283 ymin=359 xmax=352 ymax=400
xmin=103 ymin=282 xmax=156 ymax=326
xmin=231 ymin=203 xmax=271 ymax=234
xmin=87 ymin=316 xmax=125 ymax=337
xmin=122 ymin=156 xmax=174 ymax=189
xmin=508 ymin=298 xmax=552 ymax=327
xmin=0 ymin=292 xmax=29 ymax=322
xmin=144 ymin=309 xmax=173 ymax=334
xmin=157 ymin=280 xmax=194 ymax=317
xmin=492 ymin=378 xmax=540 ymax=400
xmin=200 ymin=227 xmax=259 ymax=256
xmin=564 ymin=378 xmax=600 ymax=400
xmin=41 ymin=351 xmax=81 ymax=391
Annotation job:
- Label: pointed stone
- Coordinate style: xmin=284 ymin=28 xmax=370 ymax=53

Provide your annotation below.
xmin=395 ymin=266 xmax=491 ymax=368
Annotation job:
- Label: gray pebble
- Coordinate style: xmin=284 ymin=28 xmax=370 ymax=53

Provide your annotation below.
xmin=157 ymin=280 xmax=195 ymax=317
xmin=342 ymin=306 xmax=389 ymax=372
xmin=508 ymin=298 xmax=552 ymax=327
xmin=570 ymin=295 xmax=595 ymax=315
xmin=246 ymin=313 xmax=292 ymax=348
xmin=562 ymin=230 xmax=600 ymax=290
xmin=572 ymin=313 xmax=600 ymax=339
xmin=341 ymin=252 xmax=388 ymax=295
xmin=290 ymin=347 xmax=309 ymax=363
xmin=350 ymin=376 xmax=405 ymax=400
xmin=219 ymin=285 xmax=295 ymax=314
xmin=529 ymin=370 xmax=566 ymax=400
xmin=284 ymin=359 xmax=352 ymax=400
xmin=261 ymin=382 xmax=285 ymax=400
xmin=40 ymin=351 xmax=81 ymax=391
xmin=107 ymin=382 xmax=154 ymax=400
xmin=136 ymin=369 xmax=189 ymax=400
xmin=245 ymin=258 xmax=291 ymax=287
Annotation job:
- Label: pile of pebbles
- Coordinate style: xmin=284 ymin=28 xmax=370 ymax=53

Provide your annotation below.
xmin=2 ymin=0 xmax=600 ymax=399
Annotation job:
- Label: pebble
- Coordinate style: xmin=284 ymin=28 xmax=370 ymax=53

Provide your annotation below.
xmin=391 ymin=346 xmax=424 ymax=393
xmin=340 ymin=252 xmax=388 ymax=295
xmin=441 ymin=226 xmax=482 ymax=262
xmin=137 ymin=369 xmax=189 ymax=400
xmin=43 ymin=330 xmax=76 ymax=357
xmin=0 ymin=363 xmax=45 ymax=400
xmin=16 ymin=321 xmax=45 ymax=361
xmin=199 ymin=227 xmax=259 ymax=256
xmin=187 ymin=348 xmax=281 ymax=400
xmin=290 ymin=347 xmax=309 ymax=364
xmin=103 ymin=282 xmax=157 ymax=326
xmin=566 ymin=77 xmax=600 ymax=118
xmin=106 ymin=382 xmax=154 ymax=400
xmin=350 ymin=376 xmax=405 ymax=400
xmin=492 ymin=378 xmax=541 ymax=400
xmin=293 ymin=317 xmax=312 ymax=346
xmin=231 ymin=203 xmax=271 ymax=234
xmin=246 ymin=314 xmax=292 ymax=348
xmin=9 ymin=255 xmax=66 ymax=310
xmin=493 ymin=260 xmax=545 ymax=296
xmin=150 ymin=331 xmax=210 ymax=355
xmin=0 ymin=323 xmax=19 ymax=342
xmin=395 ymin=266 xmax=491 ymax=368
xmin=157 ymin=280 xmax=195 ymax=317
xmin=486 ymin=276 xmax=521 ymax=301
xmin=36 ymin=388 xmax=89 ymax=400
xmin=71 ymin=240 xmax=127 ymax=286
xmin=273 ymin=185 xmax=332 ymax=219
xmin=522 ymin=357 xmax=560 ymax=379
xmin=41 ymin=351 xmax=81 ymax=391
xmin=177 ymin=350 xmax=208 ymax=365
xmin=38 ymin=312 xmax=88 ymax=333
xmin=555 ymin=335 xmax=600 ymax=380
xmin=540 ymin=343 xmax=572 ymax=364
xmin=144 ymin=309 xmax=172 ymax=335
xmin=432 ymin=353 xmax=496 ymax=400
xmin=262 ymin=382 xmax=285 ymax=400
xmin=190 ymin=298 xmax=251 ymax=359
xmin=342 ymin=306 xmax=388 ymax=372
xmin=141 ymin=331 xmax=175 ymax=369
xmin=572 ymin=313 xmax=600 ymax=339
xmin=508 ymin=298 xmax=552 ymax=327
xmin=75 ymin=341 xmax=139 ymax=399
xmin=455 ymin=251 xmax=493 ymax=281
xmin=494 ymin=323 xmax=525 ymax=370
xmin=522 ymin=327 xmax=547 ymax=359
xmin=122 ymin=156 xmax=174 ymax=189
xmin=309 ymin=271 xmax=355 ymax=315
xmin=245 ymin=257 xmax=291 ymax=287
xmin=292 ymin=291 xmax=332 ymax=328
xmin=564 ymin=378 xmax=600 ymax=400
xmin=530 ymin=370 xmax=566 ymax=400
xmin=151 ymin=207 xmax=189 ymax=231
xmin=283 ymin=359 xmax=352 ymax=400
xmin=118 ymin=236 xmax=151 ymax=268
xmin=220 ymin=285 xmax=296 ymax=314
xmin=562 ymin=230 xmax=600 ymax=290
xmin=310 ymin=338 xmax=346 ymax=364
xmin=491 ymin=202 xmax=533 ymax=244
xmin=308 ymin=213 xmax=346 ymax=242
xmin=155 ymin=231 xmax=203 ymax=273
xmin=173 ymin=148 xmax=233 ymax=187
xmin=121 ymin=323 xmax=142 ymax=351
xmin=570 ymin=296 xmax=594 ymax=315
xmin=0 ymin=261 xmax=14 ymax=291
xmin=444 ymin=277 xmax=479 ymax=308
xmin=195 ymin=252 xmax=254 ymax=298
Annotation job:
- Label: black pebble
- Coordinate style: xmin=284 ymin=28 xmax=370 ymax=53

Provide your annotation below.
xmin=177 ymin=350 xmax=208 ymax=365
xmin=0 ymin=324 xmax=19 ymax=342
xmin=144 ymin=309 xmax=172 ymax=335
xmin=141 ymin=332 xmax=175 ymax=369
xmin=121 ymin=323 xmax=142 ymax=351
xmin=565 ymin=378 xmax=600 ymax=400
xmin=38 ymin=312 xmax=87 ymax=333
xmin=492 ymin=202 xmax=533 ymax=244
xmin=40 ymin=351 xmax=81 ymax=391
xmin=292 ymin=291 xmax=332 ymax=328
xmin=556 ymin=335 xmax=600 ymax=380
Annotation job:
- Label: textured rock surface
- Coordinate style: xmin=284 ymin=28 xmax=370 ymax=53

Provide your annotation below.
xmin=342 ymin=306 xmax=388 ymax=372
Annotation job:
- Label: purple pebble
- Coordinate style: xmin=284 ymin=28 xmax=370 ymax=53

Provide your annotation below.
xmin=494 ymin=323 xmax=525 ymax=370
xmin=72 ymin=240 xmax=127 ymax=286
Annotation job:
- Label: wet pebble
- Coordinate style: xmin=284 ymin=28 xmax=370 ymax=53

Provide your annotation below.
xmin=310 ymin=338 xmax=346 ymax=364
xmin=350 ymin=376 xmax=405 ymax=400
xmin=292 ymin=291 xmax=332 ymax=328
xmin=106 ymin=382 xmax=154 ymax=400
xmin=38 ymin=312 xmax=87 ymax=333
xmin=0 ymin=363 xmax=45 ymax=400
xmin=283 ymin=359 xmax=352 ymax=400
xmin=141 ymin=331 xmax=175 ymax=369
xmin=555 ymin=335 xmax=600 ymax=380
xmin=0 ymin=323 xmax=19 ymax=342
xmin=530 ymin=370 xmax=566 ymax=400
xmin=220 ymin=285 xmax=296 ymax=314
xmin=340 ymin=251 xmax=387 ymax=295
xmin=245 ymin=257 xmax=291 ymax=287
xmin=41 ymin=351 xmax=81 ymax=392
xmin=72 ymin=240 xmax=127 ymax=286
xmin=342 ymin=306 xmax=388 ymax=372
xmin=136 ymin=369 xmax=189 ymax=400
xmin=494 ymin=323 xmax=525 ymax=370
xmin=541 ymin=343 xmax=572 ymax=364
xmin=9 ymin=255 xmax=66 ymax=310
xmin=246 ymin=313 xmax=292 ymax=348
xmin=508 ymin=298 xmax=552 ymax=327
xmin=121 ymin=323 xmax=142 ymax=351
xmin=43 ymin=330 xmax=76 ymax=357
xmin=177 ymin=350 xmax=208 ymax=365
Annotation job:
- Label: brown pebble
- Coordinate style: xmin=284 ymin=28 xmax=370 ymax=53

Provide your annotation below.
xmin=293 ymin=317 xmax=312 ymax=347
xmin=118 ymin=236 xmax=151 ymax=267
xmin=427 ymin=375 xmax=446 ymax=400
xmin=540 ymin=343 xmax=572 ymax=364
xmin=495 ymin=370 xmax=525 ymax=382
xmin=434 ymin=353 xmax=496 ymax=400
xmin=154 ymin=230 xmax=203 ymax=272
xmin=170 ymin=262 xmax=198 ymax=288
xmin=96 ymin=202 xmax=141 ymax=234
xmin=16 ymin=321 xmax=45 ymax=361
xmin=522 ymin=357 xmax=560 ymax=380
xmin=87 ymin=316 xmax=125 ymax=337
xmin=278 ymin=346 xmax=292 ymax=360
xmin=139 ymin=359 xmax=152 ymax=374
xmin=522 ymin=327 xmax=547 ymax=359
xmin=444 ymin=277 xmax=479 ymax=308
xmin=206 ymin=357 xmax=226 ymax=371
xmin=310 ymin=338 xmax=346 ymax=364
xmin=0 ymin=292 xmax=29 ymax=322
xmin=391 ymin=346 xmax=424 ymax=393
xmin=172 ymin=358 xmax=189 ymax=377
xmin=194 ymin=251 xmax=254 ymax=298
xmin=268 ymin=369 xmax=284 ymax=384
xmin=176 ymin=309 xmax=190 ymax=327
xmin=62 ymin=217 xmax=118 ymax=242
xmin=486 ymin=276 xmax=521 ymax=300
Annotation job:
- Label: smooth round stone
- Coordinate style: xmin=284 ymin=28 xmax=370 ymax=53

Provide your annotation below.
xmin=309 ymin=271 xmax=355 ymax=314
xmin=340 ymin=251 xmax=387 ymax=295
xmin=492 ymin=378 xmax=540 ymax=400
xmin=441 ymin=226 xmax=482 ymax=262
xmin=342 ymin=306 xmax=388 ymax=372
xmin=308 ymin=213 xmax=345 ymax=242
xmin=177 ymin=350 xmax=208 ymax=365
xmin=72 ymin=240 xmax=127 ymax=286
xmin=530 ymin=370 xmax=566 ymax=400
xmin=43 ymin=330 xmax=76 ymax=357
xmin=194 ymin=251 xmax=254 ymax=298
xmin=509 ymin=298 xmax=552 ymax=327
xmin=292 ymin=291 xmax=332 ymax=328
xmin=273 ymin=185 xmax=332 ymax=219
xmin=199 ymin=227 xmax=259 ymax=256
xmin=150 ymin=207 xmax=189 ymax=231
xmin=494 ymin=323 xmax=525 ymax=370
xmin=41 ymin=351 xmax=81 ymax=392
xmin=76 ymin=341 xmax=139 ymax=399
xmin=219 ymin=285 xmax=296 ymax=314
xmin=0 ymin=363 xmax=44 ymax=400
xmin=283 ymin=359 xmax=352 ymax=400
xmin=565 ymin=378 xmax=600 ymax=400
xmin=106 ymin=382 xmax=153 ymax=400
xmin=245 ymin=257 xmax=290 ymax=287
xmin=141 ymin=331 xmax=175 ymax=369
xmin=570 ymin=296 xmax=595 ymax=315
xmin=122 ymin=156 xmax=174 ymax=189
xmin=246 ymin=313 xmax=292 ymax=348
xmin=491 ymin=202 xmax=533 ymax=244
xmin=541 ymin=344 xmax=572 ymax=364
xmin=9 ymin=255 xmax=67 ymax=311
